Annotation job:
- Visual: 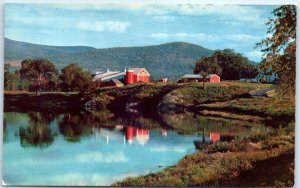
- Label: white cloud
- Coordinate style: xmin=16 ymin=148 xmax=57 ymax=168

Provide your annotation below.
xmin=150 ymin=32 xmax=260 ymax=43
xmin=77 ymin=21 xmax=130 ymax=33
xmin=47 ymin=172 xmax=138 ymax=186
xmin=50 ymin=4 xmax=265 ymax=22
xmin=153 ymin=16 xmax=176 ymax=22
xmin=150 ymin=33 xmax=170 ymax=39
xmin=150 ymin=32 xmax=217 ymax=42
xmin=75 ymin=151 xmax=128 ymax=163
xmin=246 ymin=50 xmax=264 ymax=60
xmin=149 ymin=146 xmax=187 ymax=153
xmin=223 ymin=34 xmax=261 ymax=42
xmin=151 ymin=32 xmax=189 ymax=39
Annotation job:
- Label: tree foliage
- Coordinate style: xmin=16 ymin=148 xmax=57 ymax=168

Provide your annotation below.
xmin=4 ymin=64 xmax=29 ymax=91
xmin=256 ymin=5 xmax=296 ymax=97
xmin=19 ymin=59 xmax=58 ymax=94
xmin=194 ymin=49 xmax=256 ymax=80
xmin=194 ymin=57 xmax=222 ymax=88
xmin=58 ymin=63 xmax=91 ymax=92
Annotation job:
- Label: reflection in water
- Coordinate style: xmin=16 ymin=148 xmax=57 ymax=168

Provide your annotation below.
xmin=161 ymin=112 xmax=270 ymax=139
xmin=3 ymin=110 xmax=272 ymax=186
xmin=92 ymin=126 xmax=150 ymax=145
xmin=125 ymin=126 xmax=149 ymax=145
xmin=3 ymin=118 xmax=7 ymax=142
xmin=59 ymin=113 xmax=92 ymax=142
xmin=19 ymin=112 xmax=55 ymax=148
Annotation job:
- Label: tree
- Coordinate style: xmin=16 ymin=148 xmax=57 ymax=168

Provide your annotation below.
xmin=194 ymin=49 xmax=253 ymax=83
xmin=19 ymin=59 xmax=58 ymax=95
xmin=4 ymin=72 xmax=19 ymax=91
xmin=4 ymin=64 xmax=23 ymax=91
xmin=194 ymin=57 xmax=222 ymax=89
xmin=240 ymin=64 xmax=258 ymax=79
xmin=58 ymin=64 xmax=91 ymax=92
xmin=212 ymin=49 xmax=249 ymax=80
xmin=256 ymin=5 xmax=296 ymax=98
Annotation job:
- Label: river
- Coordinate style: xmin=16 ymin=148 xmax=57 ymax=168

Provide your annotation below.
xmin=3 ymin=110 xmax=271 ymax=186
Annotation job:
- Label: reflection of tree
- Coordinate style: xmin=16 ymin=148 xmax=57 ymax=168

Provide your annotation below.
xmin=58 ymin=113 xmax=93 ymax=142
xmin=3 ymin=118 xmax=7 ymax=142
xmin=161 ymin=112 xmax=267 ymax=136
xmin=19 ymin=112 xmax=56 ymax=148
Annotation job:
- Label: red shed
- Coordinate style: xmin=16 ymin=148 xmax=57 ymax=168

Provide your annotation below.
xmin=181 ymin=74 xmax=220 ymax=83
xmin=126 ymin=68 xmax=150 ymax=84
xmin=208 ymin=74 xmax=221 ymax=82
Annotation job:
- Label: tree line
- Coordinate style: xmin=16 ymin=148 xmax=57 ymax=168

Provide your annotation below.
xmin=193 ymin=49 xmax=258 ymax=88
xmin=193 ymin=49 xmax=258 ymax=80
xmin=4 ymin=59 xmax=91 ymax=94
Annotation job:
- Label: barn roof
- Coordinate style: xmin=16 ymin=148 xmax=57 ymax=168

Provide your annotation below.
xmin=93 ymin=70 xmax=125 ymax=81
xmin=129 ymin=68 xmax=150 ymax=76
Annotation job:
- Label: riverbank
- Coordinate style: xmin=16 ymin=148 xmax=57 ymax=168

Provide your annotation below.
xmin=113 ymin=123 xmax=294 ymax=186
xmin=4 ymin=91 xmax=88 ymax=113
xmin=4 ymin=81 xmax=295 ymax=186
xmin=5 ymin=81 xmax=283 ymax=121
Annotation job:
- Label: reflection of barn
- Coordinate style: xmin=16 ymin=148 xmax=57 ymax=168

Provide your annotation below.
xmin=180 ymin=74 xmax=220 ymax=83
xmin=125 ymin=126 xmax=149 ymax=145
xmin=92 ymin=125 xmax=150 ymax=145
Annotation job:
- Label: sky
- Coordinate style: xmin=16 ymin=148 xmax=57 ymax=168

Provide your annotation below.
xmin=5 ymin=4 xmax=278 ymax=62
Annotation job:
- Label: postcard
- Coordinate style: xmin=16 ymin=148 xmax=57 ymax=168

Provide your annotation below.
xmin=3 ymin=3 xmax=295 ymax=187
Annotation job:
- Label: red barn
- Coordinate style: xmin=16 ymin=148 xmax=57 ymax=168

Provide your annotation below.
xmin=126 ymin=68 xmax=150 ymax=84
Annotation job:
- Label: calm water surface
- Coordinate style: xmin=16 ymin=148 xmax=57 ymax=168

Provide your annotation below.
xmin=3 ymin=111 xmax=270 ymax=186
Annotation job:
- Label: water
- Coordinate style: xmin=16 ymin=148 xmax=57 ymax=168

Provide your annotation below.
xmin=3 ymin=111 xmax=270 ymax=186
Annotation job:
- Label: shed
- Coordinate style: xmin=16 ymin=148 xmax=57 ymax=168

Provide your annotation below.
xmin=181 ymin=74 xmax=220 ymax=83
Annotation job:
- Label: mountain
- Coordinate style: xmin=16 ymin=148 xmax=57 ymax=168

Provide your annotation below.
xmin=5 ymin=38 xmax=214 ymax=80
xmin=5 ymin=38 xmax=96 ymax=60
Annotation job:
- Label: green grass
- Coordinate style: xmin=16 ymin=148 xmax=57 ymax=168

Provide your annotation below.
xmin=199 ymin=97 xmax=295 ymax=120
xmin=113 ymin=123 xmax=294 ymax=187
xmin=92 ymin=81 xmax=273 ymax=113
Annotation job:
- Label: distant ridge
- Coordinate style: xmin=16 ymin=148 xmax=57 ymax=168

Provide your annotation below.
xmin=5 ymin=38 xmax=214 ymax=80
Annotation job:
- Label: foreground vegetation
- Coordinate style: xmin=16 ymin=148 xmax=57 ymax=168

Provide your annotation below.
xmin=113 ymin=123 xmax=294 ymax=187
xmin=4 ymin=81 xmax=295 ymax=187
xmin=4 ymin=91 xmax=86 ymax=113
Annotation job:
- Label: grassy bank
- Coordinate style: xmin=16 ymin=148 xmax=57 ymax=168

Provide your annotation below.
xmin=4 ymin=92 xmax=88 ymax=113
xmin=198 ymin=97 xmax=295 ymax=122
xmin=91 ymin=81 xmax=272 ymax=113
xmin=113 ymin=123 xmax=294 ymax=187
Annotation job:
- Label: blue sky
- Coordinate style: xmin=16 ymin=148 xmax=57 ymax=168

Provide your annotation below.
xmin=5 ymin=4 xmax=277 ymax=62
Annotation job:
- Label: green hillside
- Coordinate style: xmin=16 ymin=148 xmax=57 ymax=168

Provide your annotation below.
xmin=5 ymin=38 xmax=214 ymax=80
xmin=5 ymin=38 xmax=96 ymax=60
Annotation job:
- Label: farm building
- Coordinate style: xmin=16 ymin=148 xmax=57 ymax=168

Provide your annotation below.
xmin=126 ymin=68 xmax=151 ymax=84
xmin=180 ymin=74 xmax=220 ymax=83
xmin=240 ymin=68 xmax=278 ymax=83
xmin=255 ymin=72 xmax=278 ymax=83
xmin=92 ymin=69 xmax=125 ymax=88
